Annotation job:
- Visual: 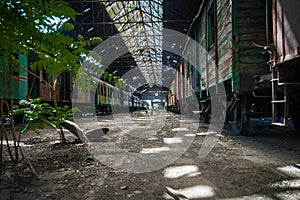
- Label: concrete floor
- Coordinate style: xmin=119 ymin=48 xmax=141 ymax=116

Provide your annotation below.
xmin=75 ymin=110 xmax=300 ymax=199
xmin=2 ymin=110 xmax=300 ymax=199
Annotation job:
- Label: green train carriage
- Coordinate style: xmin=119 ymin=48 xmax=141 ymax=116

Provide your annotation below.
xmin=0 ymin=53 xmax=28 ymax=112
xmin=173 ymin=0 xmax=299 ymax=134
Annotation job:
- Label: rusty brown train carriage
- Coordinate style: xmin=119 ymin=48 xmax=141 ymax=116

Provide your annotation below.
xmin=271 ymin=0 xmax=300 ymax=131
xmin=172 ymin=0 xmax=300 ymax=133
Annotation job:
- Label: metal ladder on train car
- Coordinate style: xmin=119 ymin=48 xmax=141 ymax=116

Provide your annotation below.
xmin=271 ymin=67 xmax=300 ymax=126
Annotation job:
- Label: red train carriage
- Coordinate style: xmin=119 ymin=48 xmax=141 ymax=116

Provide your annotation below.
xmin=270 ymin=0 xmax=300 ymax=130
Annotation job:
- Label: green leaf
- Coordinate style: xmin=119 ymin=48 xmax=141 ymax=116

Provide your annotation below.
xmin=103 ymin=71 xmax=109 ymax=80
xmin=113 ymin=76 xmax=119 ymax=84
xmin=21 ymin=123 xmax=31 ymax=134
xmin=61 ymin=22 xmax=75 ymax=31
xmin=108 ymin=74 xmax=113 ymax=82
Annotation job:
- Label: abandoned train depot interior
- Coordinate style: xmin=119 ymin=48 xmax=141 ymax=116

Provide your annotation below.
xmin=1 ymin=0 xmax=300 ymax=199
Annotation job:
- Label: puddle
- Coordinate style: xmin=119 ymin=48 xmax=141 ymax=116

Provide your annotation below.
xmin=163 ymin=165 xmax=200 ymax=179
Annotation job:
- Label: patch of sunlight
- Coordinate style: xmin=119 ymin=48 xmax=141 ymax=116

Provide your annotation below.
xmin=148 ymin=137 xmax=158 ymax=140
xmin=277 ymin=165 xmax=300 ymax=178
xmin=3 ymin=140 xmax=33 ymax=147
xmin=163 ymin=138 xmax=183 ymax=144
xmin=132 ymin=118 xmax=150 ymax=121
xmin=163 ymin=165 xmax=200 ymax=179
xmin=274 ymin=190 xmax=300 ymax=200
xmin=180 ymin=185 xmax=215 ymax=199
xmin=192 ymin=111 xmax=202 ymax=114
xmin=223 ymin=194 xmax=274 ymax=200
xmin=272 ymin=179 xmax=300 ymax=189
xmin=172 ymin=128 xmax=189 ymax=132
xmin=186 ymin=171 xmax=202 ymax=177
xmin=185 ymin=133 xmax=196 ymax=137
xmin=196 ymin=131 xmax=217 ymax=136
xmin=140 ymin=147 xmax=170 ymax=154
xmin=50 ymin=140 xmax=63 ymax=144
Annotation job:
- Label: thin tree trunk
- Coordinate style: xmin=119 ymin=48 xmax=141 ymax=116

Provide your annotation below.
xmin=3 ymin=128 xmax=13 ymax=161
xmin=17 ymin=131 xmax=24 ymax=159
xmin=53 ymin=79 xmax=66 ymax=145
xmin=4 ymin=100 xmax=19 ymax=161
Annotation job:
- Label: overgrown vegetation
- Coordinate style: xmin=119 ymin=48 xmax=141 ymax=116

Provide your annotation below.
xmin=0 ymin=0 xmax=106 ymax=167
xmin=11 ymin=98 xmax=74 ymax=144
xmin=0 ymin=0 xmax=130 ymax=169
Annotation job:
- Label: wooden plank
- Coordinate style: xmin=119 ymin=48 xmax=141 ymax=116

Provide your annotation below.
xmin=236 ymin=0 xmax=270 ymax=92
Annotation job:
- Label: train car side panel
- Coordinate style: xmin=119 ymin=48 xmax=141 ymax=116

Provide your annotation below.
xmin=217 ymin=0 xmax=233 ymax=82
xmin=273 ymin=0 xmax=300 ymax=65
xmin=0 ymin=54 xmax=28 ymax=101
xmin=237 ymin=0 xmax=270 ymax=92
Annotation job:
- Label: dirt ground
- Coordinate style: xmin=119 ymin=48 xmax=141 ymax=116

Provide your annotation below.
xmin=1 ymin=111 xmax=300 ymax=200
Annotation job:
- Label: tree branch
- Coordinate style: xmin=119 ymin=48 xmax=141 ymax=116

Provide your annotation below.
xmin=19 ymin=65 xmax=53 ymax=90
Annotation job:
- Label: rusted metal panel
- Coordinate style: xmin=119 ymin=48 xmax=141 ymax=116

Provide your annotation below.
xmin=199 ymin=14 xmax=208 ymax=92
xmin=231 ymin=0 xmax=239 ymax=92
xmin=184 ymin=44 xmax=194 ymax=98
xmin=205 ymin=0 xmax=216 ymax=88
xmin=71 ymin=86 xmax=91 ymax=104
xmin=177 ymin=0 xmax=272 ymax=96
xmin=273 ymin=0 xmax=300 ymax=65
xmin=192 ymin=0 xmax=232 ymax=91
xmin=175 ymin=68 xmax=179 ymax=101
xmin=216 ymin=0 xmax=232 ymax=82
xmin=39 ymin=83 xmax=53 ymax=102
xmin=175 ymin=61 xmax=185 ymax=104
xmin=167 ymin=83 xmax=176 ymax=106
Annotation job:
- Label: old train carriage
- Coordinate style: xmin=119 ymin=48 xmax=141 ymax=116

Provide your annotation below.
xmin=28 ymin=69 xmax=72 ymax=107
xmin=172 ymin=0 xmax=300 ymax=133
xmin=271 ymin=0 xmax=300 ymax=131
xmin=0 ymin=53 xmax=28 ymax=110
xmin=94 ymin=79 xmax=148 ymax=115
xmin=166 ymin=80 xmax=178 ymax=112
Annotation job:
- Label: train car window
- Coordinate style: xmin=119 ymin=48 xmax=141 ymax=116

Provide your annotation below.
xmin=207 ymin=3 xmax=216 ymax=48
xmin=60 ymin=71 xmax=71 ymax=101
xmin=109 ymin=88 xmax=112 ymax=98
xmin=104 ymin=86 xmax=107 ymax=96
xmin=101 ymin=85 xmax=104 ymax=96
xmin=98 ymin=84 xmax=101 ymax=95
